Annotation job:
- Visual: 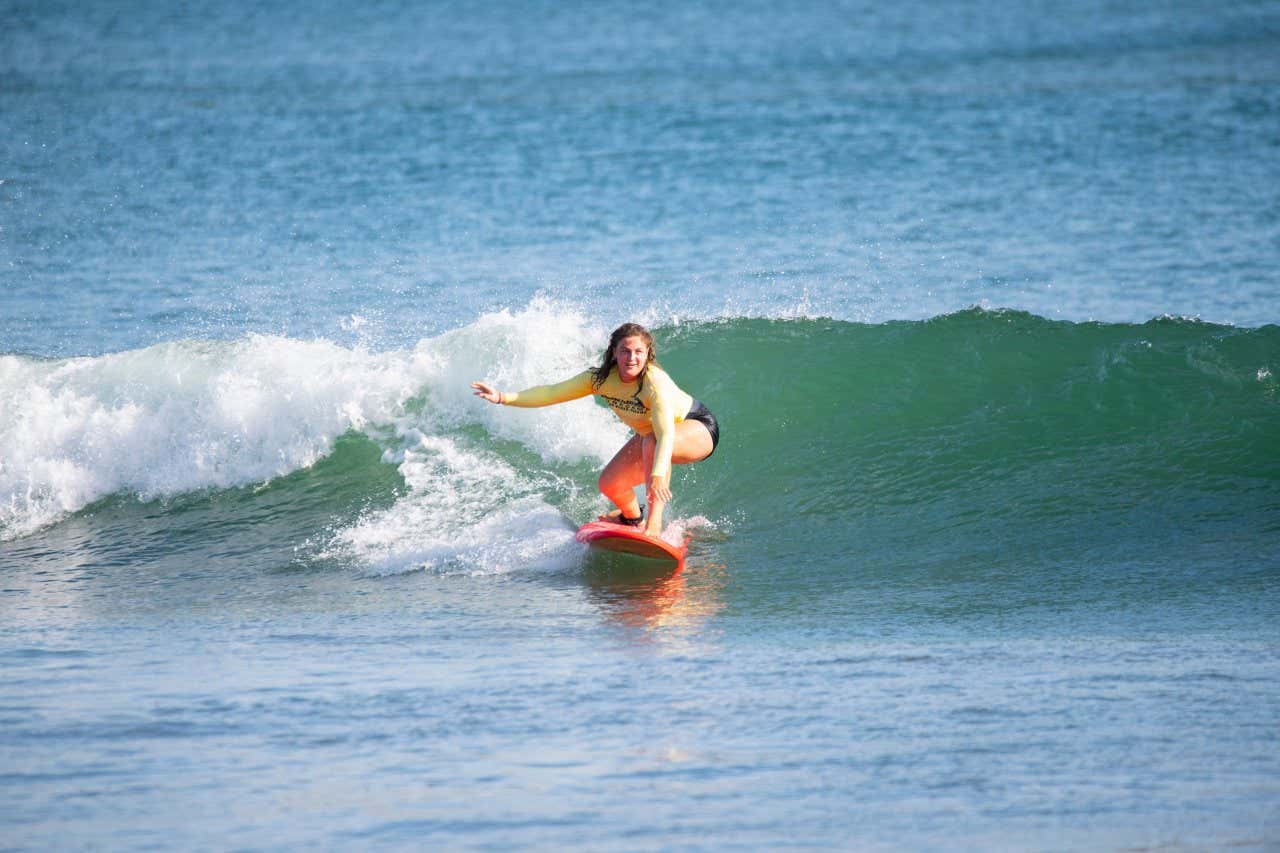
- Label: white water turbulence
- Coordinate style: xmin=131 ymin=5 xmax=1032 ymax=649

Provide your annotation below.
xmin=325 ymin=437 xmax=582 ymax=577
xmin=1 ymin=301 xmax=637 ymax=576
xmin=0 ymin=334 xmax=433 ymax=540
xmin=329 ymin=300 xmax=634 ymax=576
xmin=420 ymin=298 xmax=629 ymax=464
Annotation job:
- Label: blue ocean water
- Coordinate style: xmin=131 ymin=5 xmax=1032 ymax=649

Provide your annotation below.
xmin=3 ymin=0 xmax=1279 ymax=848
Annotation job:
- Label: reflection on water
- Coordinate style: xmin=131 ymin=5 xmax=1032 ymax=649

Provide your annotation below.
xmin=581 ymin=550 xmax=726 ymax=636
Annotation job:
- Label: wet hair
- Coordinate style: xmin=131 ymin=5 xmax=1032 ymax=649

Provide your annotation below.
xmin=591 ymin=322 xmax=658 ymax=388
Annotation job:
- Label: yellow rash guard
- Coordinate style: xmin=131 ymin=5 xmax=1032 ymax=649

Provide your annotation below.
xmin=502 ymin=365 xmax=694 ymax=480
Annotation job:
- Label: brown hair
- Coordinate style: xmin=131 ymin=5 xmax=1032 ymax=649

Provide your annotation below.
xmin=591 ymin=322 xmax=658 ymax=388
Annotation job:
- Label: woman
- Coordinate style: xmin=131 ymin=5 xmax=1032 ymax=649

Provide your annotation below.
xmin=471 ymin=322 xmax=719 ymax=539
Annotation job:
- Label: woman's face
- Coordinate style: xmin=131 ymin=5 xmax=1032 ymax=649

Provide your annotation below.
xmin=613 ymin=335 xmax=649 ymax=383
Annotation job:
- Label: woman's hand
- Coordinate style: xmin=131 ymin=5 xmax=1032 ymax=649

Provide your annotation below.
xmin=471 ymin=381 xmax=503 ymax=405
xmin=647 ymin=474 xmax=672 ymax=507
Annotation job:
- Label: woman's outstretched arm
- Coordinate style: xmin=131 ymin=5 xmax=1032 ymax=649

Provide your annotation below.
xmin=471 ymin=370 xmax=595 ymax=408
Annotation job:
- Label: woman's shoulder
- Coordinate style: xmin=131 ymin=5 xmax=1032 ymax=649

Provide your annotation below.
xmin=641 ymin=364 xmax=680 ymax=394
xmin=646 ymin=363 xmax=673 ymax=381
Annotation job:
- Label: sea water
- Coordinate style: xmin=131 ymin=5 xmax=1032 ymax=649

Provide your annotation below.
xmin=2 ymin=1 xmax=1279 ymax=848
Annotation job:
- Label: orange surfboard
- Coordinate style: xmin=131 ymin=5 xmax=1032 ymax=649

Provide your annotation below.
xmin=575 ymin=521 xmax=687 ymax=566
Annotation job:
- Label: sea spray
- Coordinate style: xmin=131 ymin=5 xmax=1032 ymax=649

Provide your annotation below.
xmin=417 ymin=297 xmax=628 ymax=463
xmin=0 ymin=336 xmax=431 ymax=539
xmin=0 ymin=301 xmax=630 ymax=544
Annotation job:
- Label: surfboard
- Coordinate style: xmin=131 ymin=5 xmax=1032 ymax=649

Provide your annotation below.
xmin=575 ymin=521 xmax=687 ymax=566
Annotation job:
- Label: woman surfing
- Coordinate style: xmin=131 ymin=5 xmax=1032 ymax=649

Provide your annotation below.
xmin=471 ymin=322 xmax=719 ymax=539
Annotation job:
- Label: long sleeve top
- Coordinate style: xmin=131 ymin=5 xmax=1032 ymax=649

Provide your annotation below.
xmin=502 ymin=364 xmax=695 ymax=480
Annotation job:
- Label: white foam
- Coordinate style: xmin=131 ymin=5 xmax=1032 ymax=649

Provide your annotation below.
xmin=326 ymin=298 xmax=633 ymax=575
xmin=661 ymin=514 xmax=718 ymax=547
xmin=422 ymin=296 xmax=628 ymax=464
xmin=0 ymin=299 xmax=632 ymax=552
xmin=326 ymin=435 xmax=582 ymax=576
xmin=0 ymin=336 xmax=427 ymax=540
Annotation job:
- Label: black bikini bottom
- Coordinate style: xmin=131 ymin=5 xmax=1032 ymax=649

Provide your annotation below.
xmin=685 ymin=399 xmax=720 ymax=455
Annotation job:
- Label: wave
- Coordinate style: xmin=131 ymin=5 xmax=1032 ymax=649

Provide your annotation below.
xmin=3 ymin=302 xmax=1278 ymax=578
xmin=676 ymin=310 xmax=1280 ymax=575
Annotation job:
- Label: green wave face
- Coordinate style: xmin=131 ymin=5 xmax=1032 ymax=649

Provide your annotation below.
xmin=658 ymin=312 xmax=1280 ymax=596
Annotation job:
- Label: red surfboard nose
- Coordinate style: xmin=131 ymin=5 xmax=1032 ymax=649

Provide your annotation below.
xmin=576 ymin=521 xmax=687 ymax=565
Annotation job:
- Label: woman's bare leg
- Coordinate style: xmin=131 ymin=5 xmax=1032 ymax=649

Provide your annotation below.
xmin=597 ymin=434 xmax=646 ymax=520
